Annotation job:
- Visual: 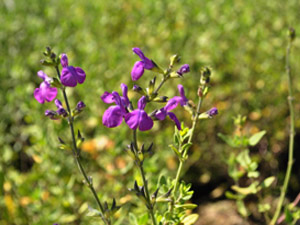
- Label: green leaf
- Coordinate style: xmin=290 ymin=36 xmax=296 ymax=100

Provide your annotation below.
xmin=236 ymin=200 xmax=249 ymax=217
xmin=175 ymin=203 xmax=198 ymax=209
xmin=249 ymin=130 xmax=266 ymax=146
xmin=129 ymin=213 xmax=138 ymax=225
xmin=218 ymin=133 xmax=237 ymax=147
xmin=138 ymin=213 xmax=149 ymax=225
xmin=181 ymin=142 xmax=192 ymax=153
xmin=258 ymin=203 xmax=271 ymax=213
xmin=169 ymin=144 xmax=181 ymax=158
xmin=86 ymin=206 xmax=102 ymax=217
xmin=181 ymin=214 xmax=199 ymax=225
xmin=232 ymin=182 xmax=259 ymax=195
xmin=247 ymin=171 xmax=259 ymax=178
xmin=225 ymin=191 xmax=244 ymax=200
xmin=236 ymin=150 xmax=251 ymax=168
xmin=284 ymin=207 xmax=293 ymax=223
xmin=261 ymin=176 xmax=275 ymax=188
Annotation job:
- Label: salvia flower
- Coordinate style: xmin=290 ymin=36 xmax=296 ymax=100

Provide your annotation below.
xmin=125 ymin=96 xmax=153 ymax=131
xmin=54 ymin=99 xmax=68 ymax=117
xmin=166 ymin=84 xmax=189 ymax=110
xmin=34 ymin=71 xmax=57 ymax=104
xmin=177 ymin=64 xmax=190 ymax=76
xmin=131 ymin=47 xmax=155 ymax=81
xmin=60 ymin=53 xmax=86 ymax=87
xmin=154 ymin=84 xmax=188 ymax=130
xmin=101 ymin=84 xmax=130 ymax=128
xmin=45 ymin=110 xmax=59 ymax=120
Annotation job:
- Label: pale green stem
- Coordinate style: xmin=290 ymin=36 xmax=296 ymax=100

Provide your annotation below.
xmin=270 ymin=39 xmax=295 ymax=225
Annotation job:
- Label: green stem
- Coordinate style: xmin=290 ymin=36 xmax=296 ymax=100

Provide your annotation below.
xmin=55 ymin=66 xmax=110 ymax=225
xmin=270 ymin=39 xmax=295 ymax=225
xmin=173 ymin=92 xmax=204 ymax=196
xmin=133 ymin=130 xmax=157 ymax=225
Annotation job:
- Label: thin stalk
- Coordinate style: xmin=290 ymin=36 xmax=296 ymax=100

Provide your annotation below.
xmin=270 ymin=39 xmax=295 ymax=225
xmin=55 ymin=66 xmax=110 ymax=225
xmin=133 ymin=129 xmax=157 ymax=225
xmin=173 ymin=92 xmax=204 ymax=196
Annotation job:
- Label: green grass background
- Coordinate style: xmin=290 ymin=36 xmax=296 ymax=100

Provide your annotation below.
xmin=1 ymin=0 xmax=300 ymax=224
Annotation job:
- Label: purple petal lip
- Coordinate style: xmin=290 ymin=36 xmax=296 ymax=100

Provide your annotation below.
xmin=34 ymin=82 xmax=57 ymax=104
xmin=132 ymin=47 xmax=155 ymax=70
xmin=137 ymin=96 xmax=147 ymax=110
xmin=102 ymin=105 xmax=124 ymax=128
xmin=125 ymin=109 xmax=153 ymax=131
xmin=101 ymin=92 xmax=115 ymax=104
xmin=60 ymin=66 xmax=86 ymax=87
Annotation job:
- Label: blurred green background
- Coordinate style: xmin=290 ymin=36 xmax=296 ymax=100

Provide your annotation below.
xmin=1 ymin=0 xmax=300 ymax=224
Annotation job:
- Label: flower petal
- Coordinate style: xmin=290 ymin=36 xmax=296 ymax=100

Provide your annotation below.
xmin=61 ymin=67 xmax=77 ymax=87
xmin=165 ymin=97 xmax=181 ymax=111
xmin=75 ymin=67 xmax=86 ymax=84
xmin=167 ymin=112 xmax=181 ymax=130
xmin=101 ymin=92 xmax=114 ymax=104
xmin=102 ymin=105 xmax=123 ymax=128
xmin=131 ymin=61 xmax=144 ymax=81
xmin=125 ymin=110 xmax=140 ymax=130
xmin=132 ymin=47 xmax=154 ymax=70
xmin=155 ymin=108 xmax=167 ymax=120
xmin=178 ymin=84 xmax=188 ymax=106
xmin=138 ymin=111 xmax=153 ymax=131
xmin=137 ymin=96 xmax=147 ymax=110
xmin=34 ymin=88 xmax=45 ymax=104
xmin=45 ymin=87 xmax=58 ymax=102
xmin=121 ymin=83 xmax=130 ymax=107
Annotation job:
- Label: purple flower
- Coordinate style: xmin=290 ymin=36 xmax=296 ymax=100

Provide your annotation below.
xmin=125 ymin=96 xmax=153 ymax=131
xmin=45 ymin=110 xmax=59 ymax=120
xmin=60 ymin=53 xmax=86 ymax=87
xmin=131 ymin=47 xmax=155 ymax=81
xmin=34 ymin=71 xmax=57 ymax=104
xmin=207 ymin=107 xmax=218 ymax=117
xmin=54 ymin=99 xmax=68 ymax=117
xmin=101 ymin=84 xmax=130 ymax=128
xmin=154 ymin=84 xmax=188 ymax=130
xmin=177 ymin=64 xmax=190 ymax=76
xmin=166 ymin=84 xmax=189 ymax=110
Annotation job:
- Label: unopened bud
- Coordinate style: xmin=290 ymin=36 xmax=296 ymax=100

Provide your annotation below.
xmin=197 ymin=87 xmax=203 ymax=97
xmin=170 ymin=54 xmax=181 ymax=66
xmin=288 ymin=27 xmax=296 ymax=42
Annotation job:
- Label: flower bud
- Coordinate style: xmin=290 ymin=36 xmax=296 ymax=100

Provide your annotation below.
xmin=200 ymin=67 xmax=211 ymax=85
xmin=177 ymin=64 xmax=190 ymax=76
xmin=40 ymin=59 xmax=55 ymax=67
xmin=76 ymin=101 xmax=86 ymax=112
xmin=45 ymin=110 xmax=59 ymax=120
xmin=132 ymin=85 xmax=147 ymax=95
xmin=170 ymin=54 xmax=181 ymax=66
xmin=288 ymin=27 xmax=296 ymax=42
xmin=207 ymin=107 xmax=218 ymax=117
xmin=60 ymin=53 xmax=69 ymax=68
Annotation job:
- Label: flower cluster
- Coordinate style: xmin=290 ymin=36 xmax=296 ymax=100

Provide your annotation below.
xmin=101 ymin=47 xmax=208 ymax=131
xmin=34 ymin=51 xmax=86 ymax=118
